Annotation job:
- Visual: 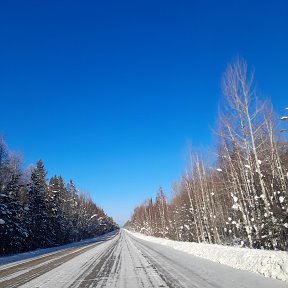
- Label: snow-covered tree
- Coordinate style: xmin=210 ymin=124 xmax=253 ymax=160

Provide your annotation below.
xmin=126 ymin=59 xmax=288 ymax=251
xmin=28 ymin=160 xmax=49 ymax=249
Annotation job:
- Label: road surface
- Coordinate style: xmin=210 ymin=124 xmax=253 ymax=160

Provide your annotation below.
xmin=0 ymin=230 xmax=286 ymax=288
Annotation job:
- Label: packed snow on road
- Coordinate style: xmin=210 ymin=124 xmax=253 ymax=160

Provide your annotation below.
xmin=1 ymin=229 xmax=287 ymax=287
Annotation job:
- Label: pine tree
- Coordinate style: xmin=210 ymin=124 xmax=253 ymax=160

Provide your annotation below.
xmin=0 ymin=172 xmax=28 ymax=254
xmin=65 ymin=180 xmax=79 ymax=242
xmin=0 ymin=140 xmax=27 ymax=254
xmin=28 ymin=160 xmax=49 ymax=249
xmin=47 ymin=176 xmax=66 ymax=245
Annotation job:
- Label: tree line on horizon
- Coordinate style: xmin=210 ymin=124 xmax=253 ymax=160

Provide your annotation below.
xmin=125 ymin=59 xmax=288 ymax=251
xmin=0 ymin=142 xmax=118 ymax=256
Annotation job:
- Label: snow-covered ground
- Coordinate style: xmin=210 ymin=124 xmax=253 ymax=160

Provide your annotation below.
xmin=1 ymin=229 xmax=286 ymax=287
xmin=126 ymin=230 xmax=288 ymax=282
xmin=0 ymin=230 xmax=119 ymax=267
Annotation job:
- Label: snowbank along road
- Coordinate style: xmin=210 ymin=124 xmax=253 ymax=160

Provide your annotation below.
xmin=0 ymin=229 xmax=286 ymax=288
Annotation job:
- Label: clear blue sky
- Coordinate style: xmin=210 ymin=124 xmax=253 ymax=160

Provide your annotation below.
xmin=0 ymin=0 xmax=287 ymax=226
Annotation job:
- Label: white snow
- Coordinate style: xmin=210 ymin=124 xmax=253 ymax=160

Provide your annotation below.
xmin=0 ymin=219 xmax=5 ymax=225
xmin=3 ymin=229 xmax=286 ymax=288
xmin=279 ymin=196 xmax=284 ymax=203
xmin=0 ymin=230 xmax=118 ymax=266
xmin=2 ymin=229 xmax=287 ymax=287
xmin=0 ymin=231 xmax=120 ymax=288
xmin=216 ymin=168 xmax=222 ymax=172
xmin=232 ymin=203 xmax=240 ymax=210
xmin=126 ymin=230 xmax=288 ymax=282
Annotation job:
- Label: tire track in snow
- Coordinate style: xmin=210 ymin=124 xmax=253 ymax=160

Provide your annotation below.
xmin=75 ymin=238 xmax=118 ymax=287
xmin=99 ymin=231 xmax=169 ymax=288
xmin=2 ymin=229 xmax=281 ymax=288
xmin=124 ymin=234 xmax=162 ymax=287
xmin=131 ymin=236 xmax=206 ymax=288
xmin=0 ymin=241 xmax=107 ymax=287
xmin=71 ymin=230 xmax=169 ymax=288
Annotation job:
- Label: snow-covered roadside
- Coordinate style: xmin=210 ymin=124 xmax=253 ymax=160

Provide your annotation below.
xmin=0 ymin=230 xmax=119 ymax=267
xmin=126 ymin=230 xmax=288 ymax=282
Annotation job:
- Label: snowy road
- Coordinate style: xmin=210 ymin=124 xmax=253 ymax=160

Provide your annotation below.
xmin=0 ymin=230 xmax=286 ymax=288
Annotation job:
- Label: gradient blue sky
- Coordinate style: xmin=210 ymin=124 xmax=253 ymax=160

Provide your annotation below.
xmin=0 ymin=0 xmax=287 ymax=226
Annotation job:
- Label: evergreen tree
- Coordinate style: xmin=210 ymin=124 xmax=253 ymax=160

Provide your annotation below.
xmin=0 ymin=171 xmax=28 ymax=254
xmin=28 ymin=160 xmax=49 ymax=249
xmin=65 ymin=180 xmax=79 ymax=242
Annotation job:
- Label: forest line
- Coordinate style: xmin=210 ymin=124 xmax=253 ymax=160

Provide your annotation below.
xmin=0 ymin=142 xmax=118 ymax=256
xmin=125 ymin=59 xmax=288 ymax=251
